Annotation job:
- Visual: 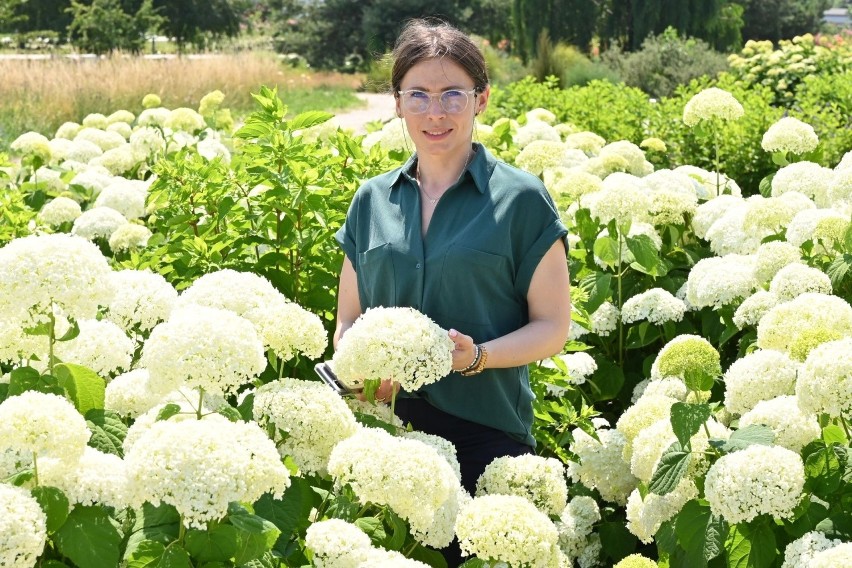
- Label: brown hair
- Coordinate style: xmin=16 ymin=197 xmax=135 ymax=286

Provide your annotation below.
xmin=391 ymin=19 xmax=489 ymax=95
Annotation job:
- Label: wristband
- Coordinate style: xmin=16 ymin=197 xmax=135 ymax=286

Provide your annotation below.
xmin=460 ymin=344 xmax=488 ymax=376
xmin=458 ymin=344 xmax=481 ymax=374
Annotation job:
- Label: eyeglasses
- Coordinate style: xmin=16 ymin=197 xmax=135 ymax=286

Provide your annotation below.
xmin=397 ymin=88 xmax=478 ymax=114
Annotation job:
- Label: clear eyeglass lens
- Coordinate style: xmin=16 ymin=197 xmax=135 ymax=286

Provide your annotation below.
xmin=402 ymin=89 xmax=471 ymax=114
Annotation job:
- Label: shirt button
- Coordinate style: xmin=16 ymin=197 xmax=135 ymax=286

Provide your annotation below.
xmin=415 ymin=263 xmax=422 ymax=269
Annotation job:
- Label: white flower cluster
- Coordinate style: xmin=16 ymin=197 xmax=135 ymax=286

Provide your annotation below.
xmin=476 ymin=454 xmax=568 ymax=516
xmin=332 ymin=307 xmax=453 ymax=392
xmin=0 ymin=234 xmax=114 ymax=326
xmin=585 ymin=173 xmax=652 ymax=228
xmin=54 ymin=318 xmax=134 ymax=377
xmin=685 ymin=255 xmax=758 ymax=309
xmin=754 ymin=240 xmax=801 ymax=282
xmin=786 ymin=208 xmax=846 ymax=248
xmin=626 ymin=479 xmax=698 ymax=543
xmin=253 ymin=378 xmax=358 ymax=475
xmin=541 ymin=352 xmax=597 ymax=389
xmin=71 ymin=206 xmax=128 ymax=240
xmin=455 ymin=494 xmax=562 ymax=568
xmin=327 ymin=427 xmax=460 ymax=548
xmin=93 ymin=181 xmax=146 ymax=219
xmin=650 ymin=334 xmax=720 ymax=384
xmin=401 ymin=430 xmax=461 ymax=481
xmin=810 ymin=543 xmax=852 ymax=568
xmin=38 ymin=196 xmax=82 ymax=226
xmin=0 ymin=484 xmax=47 ymax=567
xmin=556 ymin=495 xmax=601 ymax=564
xmin=0 ymin=391 xmax=90 ymax=462
xmin=782 ymin=531 xmax=842 ymax=568
xmin=772 ymin=162 xmax=833 ymax=207
xmin=515 ymin=140 xmax=587 ymax=177
xmin=617 ymin=394 xmax=677 ymax=461
xmin=125 ymin=414 xmax=290 ymax=528
xmin=757 ymin=293 xmax=852 ymax=360
xmin=723 ymin=349 xmax=799 ymax=415
xmin=739 ymin=395 xmax=820 ymax=452
xmin=733 ymin=290 xmax=779 ymax=329
xmin=692 ymin=194 xmax=743 ymax=239
xmin=568 ymin=427 xmax=637 ymax=505
xmin=305 ymin=518 xmax=373 ymax=568
xmin=631 ymin=377 xmax=688 ymax=403
xmin=622 ymin=288 xmax=686 ymax=325
xmin=704 ymin=444 xmax=805 ymax=524
xmin=769 ymin=262 xmax=832 ymax=301
xmin=797 ymin=338 xmax=852 ymax=419
xmin=11 ymin=131 xmax=52 ymax=161
xmin=682 ymin=87 xmax=744 ymax=127
xmin=105 ymin=269 xmax=177 ymax=333
xmin=141 ymin=305 xmax=266 ymax=396
xmin=590 ymin=301 xmax=620 ymax=336
xmin=39 ymin=447 xmax=127 ymax=508
xmin=108 ymin=222 xmax=152 ymax=253
xmin=761 ymin=116 xmax=819 ymax=156
xmin=105 ymin=369 xmax=169 ymax=418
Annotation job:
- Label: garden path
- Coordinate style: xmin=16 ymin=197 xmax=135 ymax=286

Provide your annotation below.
xmin=333 ymin=92 xmax=396 ymax=134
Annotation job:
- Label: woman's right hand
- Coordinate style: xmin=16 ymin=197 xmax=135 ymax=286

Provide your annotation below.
xmin=449 ymin=328 xmax=477 ymax=371
xmin=356 ymin=379 xmax=399 ymax=403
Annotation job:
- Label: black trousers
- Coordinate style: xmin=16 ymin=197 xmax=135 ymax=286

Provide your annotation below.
xmin=395 ymin=398 xmax=533 ymax=568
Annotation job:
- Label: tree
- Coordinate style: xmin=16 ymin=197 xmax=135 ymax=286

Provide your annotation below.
xmin=465 ymin=0 xmax=513 ymax=46
xmin=5 ymin=0 xmax=72 ymax=33
xmin=511 ymin=0 xmax=599 ymax=61
xmin=739 ymin=0 xmax=831 ymax=42
xmin=149 ymin=0 xmax=241 ymax=51
xmin=360 ymin=0 xmax=463 ymax=55
xmin=66 ymin=0 xmax=162 ymax=54
xmin=0 ymin=0 xmax=28 ymax=32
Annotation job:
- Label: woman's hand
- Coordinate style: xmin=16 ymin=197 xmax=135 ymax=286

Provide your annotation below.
xmin=357 ymin=379 xmax=400 ymax=403
xmin=449 ymin=328 xmax=477 ymax=371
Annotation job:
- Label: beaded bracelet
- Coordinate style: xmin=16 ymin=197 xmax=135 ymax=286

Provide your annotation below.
xmin=458 ymin=344 xmax=481 ymax=374
xmin=460 ymin=344 xmax=488 ymax=376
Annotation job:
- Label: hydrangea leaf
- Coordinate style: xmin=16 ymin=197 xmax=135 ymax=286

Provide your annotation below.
xmin=216 ymin=403 xmax=242 ymax=423
xmin=626 ymin=234 xmax=660 ymax=274
xmin=31 ymin=486 xmax=70 ymax=534
xmin=802 ymin=440 xmax=844 ymax=498
xmin=384 ymin=508 xmax=408 ymax=551
xmin=598 ymin=520 xmax=637 ymax=562
xmin=411 ymin=544 xmax=451 ymax=568
xmin=54 ymin=506 xmax=122 ymax=568
xmin=724 ymin=521 xmax=776 ymax=568
xmin=156 ymin=403 xmax=182 ymax=422
xmin=649 ymin=442 xmax=691 ymax=495
xmin=578 ymin=271 xmax=612 ymax=315
xmin=254 ymin=477 xmax=316 ymax=549
xmin=721 ymin=424 xmax=775 ymax=453
xmin=593 ymin=235 xmax=619 ymax=268
xmin=184 ymin=525 xmax=239 ymax=563
xmin=787 ymin=497 xmax=829 ymax=539
xmin=54 ymin=363 xmax=104 ymax=416
xmin=354 ymin=516 xmax=387 ymax=544
xmin=674 ymin=499 xmax=726 ymax=565
xmin=815 ymin=513 xmax=852 ymax=540
xmin=670 ymin=403 xmax=712 ymax=449
xmin=8 ymin=366 xmax=63 ymax=397
xmin=123 ymin=503 xmax=180 ymax=562
xmin=585 ymin=357 xmax=624 ymax=402
xmin=288 ymin=110 xmax=334 ymax=131
xmin=85 ymin=409 xmax=127 ymax=458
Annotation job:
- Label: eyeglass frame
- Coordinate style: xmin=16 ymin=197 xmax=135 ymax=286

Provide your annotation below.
xmin=396 ymin=87 xmax=482 ymax=115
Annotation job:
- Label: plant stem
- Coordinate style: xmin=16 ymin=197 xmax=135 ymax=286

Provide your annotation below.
xmin=178 ymin=519 xmax=186 ymax=545
xmin=47 ymin=310 xmax=56 ymax=376
xmin=617 ymin=230 xmax=624 ymax=367
xmin=196 ymin=388 xmax=204 ymax=420
xmin=32 ymin=453 xmax=39 ymax=486
xmin=404 ymin=541 xmax=419 ymax=556
xmin=840 ymin=415 xmax=851 ymax=440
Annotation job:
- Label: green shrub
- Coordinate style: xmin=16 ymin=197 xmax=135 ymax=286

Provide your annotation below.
xmin=601 ymin=27 xmax=729 ymax=99
xmin=793 ymin=69 xmax=852 ymax=168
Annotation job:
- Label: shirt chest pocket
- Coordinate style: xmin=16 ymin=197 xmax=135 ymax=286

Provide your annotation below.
xmin=356 ymin=243 xmax=396 ymax=307
xmin=437 ymin=245 xmax=514 ymax=328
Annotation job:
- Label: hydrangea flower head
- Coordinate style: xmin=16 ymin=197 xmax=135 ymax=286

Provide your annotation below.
xmin=761 ymin=116 xmax=819 ymax=155
xmin=555 ymin=495 xmax=601 ymax=563
xmin=564 ymin=131 xmax=606 ymax=155
xmin=754 ymin=240 xmax=801 ymax=283
xmin=771 ymin=161 xmax=833 ymax=207
xmin=476 ymin=454 xmax=567 ymax=516
xmin=54 ymin=318 xmax=134 ymax=377
xmin=305 ymin=519 xmax=373 ymax=568
xmin=39 ymin=446 xmax=127 ymax=508
xmin=569 ymin=428 xmax=637 ymax=505
xmin=585 ymin=173 xmax=651 ymax=228
xmin=786 ymin=208 xmax=847 ymax=248
xmin=626 ymin=479 xmax=697 ymax=543
xmin=757 ymin=293 xmax=852 ymax=360
xmin=639 ymin=138 xmax=666 ymax=153
xmin=105 ymin=369 xmax=170 ymax=418
xmin=0 ymin=484 xmax=47 ymax=566
xmin=10 ymin=131 xmax=52 ymax=162
xmin=142 ymin=93 xmax=161 ymax=108
xmin=0 ymin=391 xmax=90 ymax=461
xmin=72 ymin=206 xmax=128 ymax=241
xmin=38 ymin=196 xmax=82 ymax=226
xmin=55 ymin=121 xmax=82 ymax=140
xmin=733 ymin=290 xmax=779 ymax=329
xmin=514 ymin=119 xmax=561 ymax=149
xmin=651 ymin=334 xmax=721 ymax=385
xmin=809 ymin=543 xmax=852 ymax=568
xmin=705 ymin=444 xmax=804 ymax=524
xmin=615 ymin=554 xmax=658 ymax=568
xmin=74 ymin=127 xmax=126 ymax=151
xmin=739 ymin=395 xmax=820 ymax=452
xmin=515 ymin=140 xmax=586 ymax=177
xmin=769 ymin=262 xmax=832 ymax=301
xmin=455 ymin=494 xmax=561 ymax=568
xmin=109 ymin=223 xmax=153 ymax=253
xmin=93 ymin=182 xmax=146 ymax=219
xmin=598 ymin=141 xmax=653 ymax=177
xmin=332 ymin=307 xmax=453 ymax=392
xmin=682 ymin=87 xmax=744 ymax=127
xmin=165 ymin=107 xmax=206 ymax=133
xmin=797 ymin=338 xmax=852 ymax=419
xmin=622 ymin=288 xmax=686 ymax=325
xmin=616 ymin=395 xmax=677 ymax=461
xmin=782 ymin=531 xmax=842 ymax=568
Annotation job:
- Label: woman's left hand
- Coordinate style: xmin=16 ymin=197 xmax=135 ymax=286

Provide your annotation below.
xmin=449 ymin=328 xmax=477 ymax=371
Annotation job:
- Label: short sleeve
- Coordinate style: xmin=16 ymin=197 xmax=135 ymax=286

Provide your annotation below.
xmin=513 ymin=189 xmax=569 ymax=297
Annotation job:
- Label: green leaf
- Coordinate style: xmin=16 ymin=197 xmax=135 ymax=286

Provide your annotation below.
xmin=593 ymin=235 xmax=619 ymax=268
xmin=409 ymin=544 xmax=449 ymax=568
xmin=85 ymin=409 xmax=128 ymax=457
xmin=157 ymin=403 xmax=182 ymax=421
xmin=54 ymin=506 xmax=122 ymax=568
xmin=724 ymin=521 xmax=776 ymax=568
xmin=598 ymin=520 xmax=637 ymax=562
xmin=362 ymin=378 xmax=380 ymax=404
xmin=675 ymin=500 xmax=726 ymax=565
xmin=289 ymin=110 xmax=334 ymax=130
xmin=626 ymin=234 xmax=660 ymax=273
xmin=216 ymin=403 xmax=242 ymax=422
xmin=254 ymin=477 xmax=315 ymax=544
xmin=160 ymin=545 xmax=193 ymax=568
xmin=185 ymin=525 xmax=239 ymax=563
xmin=670 ymin=403 xmax=711 ymax=449
xmin=722 ymin=425 xmax=775 ymax=453
xmin=354 ymin=517 xmax=387 ymax=545
xmin=8 ymin=366 xmax=62 ymax=396
xmin=230 ymin=511 xmax=280 ymax=550
xmin=787 ymin=497 xmax=829 ymax=538
xmin=758 ymin=174 xmax=774 ymax=198
xmin=683 ymin=367 xmax=715 ymax=392
xmin=31 ymin=486 xmax=70 ymax=534
xmin=384 ymin=508 xmax=408 ymax=551
xmin=126 ymin=540 xmax=167 ymax=568
xmin=816 ymin=513 xmax=852 ymax=540
xmin=803 ymin=441 xmax=844 ymax=498
xmin=56 ymin=318 xmax=81 ymax=342
xmin=585 ymin=357 xmax=624 ymax=402
xmin=649 ymin=442 xmax=691 ymax=495
xmin=54 ymin=363 xmax=105 ymax=415
xmin=826 ymin=254 xmax=852 ymax=289
xmin=822 ymin=424 xmax=848 ymax=445
xmin=123 ymin=503 xmax=181 ymax=561
xmin=579 ymin=272 xmax=612 ymax=315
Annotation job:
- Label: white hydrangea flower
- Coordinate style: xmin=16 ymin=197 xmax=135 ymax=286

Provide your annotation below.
xmin=253 ymin=378 xmax=358 ymax=476
xmin=704 ymin=205 xmax=763 ymax=255
xmin=768 ymin=262 xmax=832 ymax=301
xmin=564 ymin=131 xmax=606 ymax=155
xmin=32 ymin=166 xmax=66 ymax=192
xmin=55 ymin=121 xmax=82 ymax=140
xmin=82 ymin=112 xmax=108 ymax=129
xmin=616 ymin=395 xmax=677 ymax=461
xmin=71 ymin=206 xmax=128 ymax=240
xmin=0 ymin=484 xmax=47 ymax=566
xmin=455 ymin=494 xmax=561 ymax=568
xmin=122 ymin=393 xmax=225 ymax=452
xmin=74 ymin=127 xmax=126 ymax=152
xmin=762 ymin=116 xmax=819 ymax=155
xmin=0 ymin=319 xmax=48 ymax=365
xmin=54 ymin=318 xmax=134 ymax=377
xmin=515 ymin=140 xmax=586 ymax=176
xmin=328 ymin=427 xmax=460 ymax=548
xmin=108 ymin=223 xmax=153 ymax=253
xmin=0 ymin=233 xmax=114 ymax=326
xmin=0 ymin=391 xmax=90 ymax=461
xmin=541 ymin=351 xmax=597 ymax=387
xmin=107 ymin=121 xmax=132 ymax=139
xmin=244 ymin=296 xmax=328 ymax=361
xmin=93 ymin=182 xmax=146 ymax=219
xmin=106 ymin=109 xmax=135 ymax=124
xmin=476 ymin=454 xmax=567 ymax=516
xmin=39 ymin=446 xmax=127 ymax=508
xmin=786 ymin=208 xmax=848 ymax=248
xmin=125 ymin=415 xmax=290 ymax=529
xmin=809 ymin=542 xmax=852 ymax=568
xmin=366 ymin=119 xmax=409 ymax=152
xmin=65 ymin=139 xmax=104 ymax=164
xmin=742 ymin=195 xmax=798 ymax=235
xmin=631 ymin=377 xmax=688 ymax=403
xmin=526 ymin=108 xmax=557 ymax=124
xmin=137 ymin=107 xmax=170 ymax=128
xmin=674 ymin=165 xmax=742 ymax=200
xmin=777 ymin=189 xmax=817 ymax=215
xmin=356 ymin=551 xmax=431 ymax=567
xmin=692 ymin=194 xmax=744 ymax=239
xmin=129 ymin=126 xmax=167 ymax=158
xmin=753 ymin=240 xmax=801 ymax=283
xmin=782 ymin=531 xmax=842 ymax=568
xmin=630 ymin=417 xmax=729 ymax=484
xmin=401 ymin=430 xmax=461 ymax=481
xmin=723 ymin=349 xmax=799 ymax=415
xmin=622 ymin=288 xmax=686 ymax=325
xmin=828 ymin=167 xmax=852 ymax=208
xmin=177 ymin=268 xmax=281 ymax=314
xmin=90 ymin=144 xmax=138 ymax=175
xmin=598 ymin=141 xmax=653 ymax=177
xmin=626 ymin=479 xmax=698 ymax=543
xmin=647 ymin=187 xmax=699 ymax=226
xmin=756 ymin=293 xmax=852 ymax=360
xmin=305 ymin=518 xmax=373 ymax=568
xmin=164 ymin=107 xmax=206 ymax=133
xmin=772 ymin=161 xmax=833 ymax=207
xmin=105 ymin=269 xmax=177 ymax=333
xmin=590 ymin=301 xmax=619 ymax=337
xmin=705 ymin=444 xmax=804 ymax=524
xmin=10 ymin=131 xmax=52 ymax=162
xmin=38 ymin=196 xmax=82 ymax=226
xmin=547 ymin=169 xmax=603 ymax=204
xmin=332 ymin=307 xmax=453 ymax=392
xmin=556 ymin=495 xmax=600 ymax=563
xmin=682 ymin=87 xmax=744 ymax=126
xmin=140 ymin=305 xmax=266 ymax=396
xmin=68 ymin=166 xmax=113 ymax=196
xmin=515 ymin=119 xmax=561 ymax=149
xmin=197 ymin=137 xmax=231 ymax=163
xmin=105 ymin=368 xmax=171 ymax=418
xmin=739 ymin=395 xmax=820 ymax=452
xmin=686 ymin=254 xmax=758 ymax=310
xmin=568 ymin=428 xmax=637 ymax=505
xmin=798 ymin=338 xmax=852 ymax=419
xmin=733 ymin=290 xmax=779 ymax=329
xmin=48 ymin=137 xmax=73 ymax=162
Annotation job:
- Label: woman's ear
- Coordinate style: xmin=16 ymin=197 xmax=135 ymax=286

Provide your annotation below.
xmin=476 ymin=85 xmax=491 ymax=115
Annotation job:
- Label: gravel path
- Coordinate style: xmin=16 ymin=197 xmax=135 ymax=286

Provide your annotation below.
xmin=334 ymin=92 xmax=396 ymax=134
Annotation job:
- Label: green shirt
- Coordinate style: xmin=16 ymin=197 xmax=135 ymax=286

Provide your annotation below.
xmin=336 ymin=143 xmax=568 ymax=446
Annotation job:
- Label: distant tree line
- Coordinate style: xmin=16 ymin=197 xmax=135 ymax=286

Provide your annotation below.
xmin=0 ymin=0 xmax=832 ymax=61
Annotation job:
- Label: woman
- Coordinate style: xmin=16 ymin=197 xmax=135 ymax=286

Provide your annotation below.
xmin=334 ymin=18 xmax=571 ymax=560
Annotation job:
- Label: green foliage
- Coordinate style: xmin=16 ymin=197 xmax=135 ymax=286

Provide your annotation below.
xmin=601 ymin=28 xmax=729 ymax=99
xmin=740 ymin=0 xmax=832 ymax=44
xmin=531 ymin=31 xmax=621 ymax=88
xmin=793 ymin=69 xmax=852 ymax=168
xmin=66 ymin=0 xmax=162 ymax=55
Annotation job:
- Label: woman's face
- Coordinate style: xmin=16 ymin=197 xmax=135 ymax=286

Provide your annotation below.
xmin=396 ymin=57 xmax=489 ymax=159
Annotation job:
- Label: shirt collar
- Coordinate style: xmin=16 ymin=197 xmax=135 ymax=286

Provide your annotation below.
xmin=390 ymin=142 xmax=496 ymax=195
